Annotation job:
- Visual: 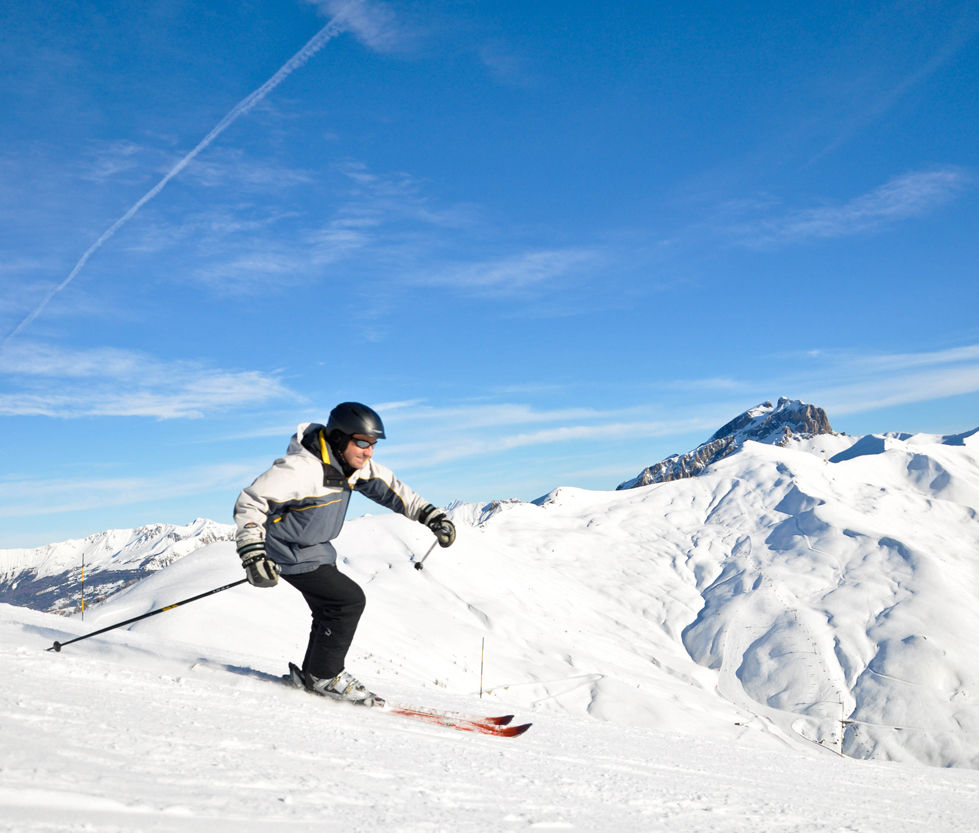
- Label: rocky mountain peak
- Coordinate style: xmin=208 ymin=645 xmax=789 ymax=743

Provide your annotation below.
xmin=706 ymin=397 xmax=833 ymax=445
xmin=617 ymin=398 xmax=834 ymax=490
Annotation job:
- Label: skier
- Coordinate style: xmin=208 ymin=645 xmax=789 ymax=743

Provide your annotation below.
xmin=233 ymin=402 xmax=456 ymax=706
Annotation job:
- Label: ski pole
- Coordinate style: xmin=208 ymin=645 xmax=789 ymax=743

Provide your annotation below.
xmin=413 ymin=540 xmax=438 ymax=571
xmin=47 ymin=578 xmax=248 ymax=652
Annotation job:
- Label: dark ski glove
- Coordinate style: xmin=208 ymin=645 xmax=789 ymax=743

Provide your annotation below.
xmin=238 ymin=542 xmax=280 ymax=588
xmin=419 ymin=504 xmax=456 ymax=548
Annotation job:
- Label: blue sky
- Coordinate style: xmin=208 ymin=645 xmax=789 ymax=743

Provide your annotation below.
xmin=1 ymin=0 xmax=978 ymax=548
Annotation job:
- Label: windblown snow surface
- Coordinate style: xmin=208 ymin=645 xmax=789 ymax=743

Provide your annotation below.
xmin=3 ymin=428 xmax=979 ymax=830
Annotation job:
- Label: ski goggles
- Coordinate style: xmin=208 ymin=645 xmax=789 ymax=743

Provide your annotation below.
xmin=351 ymin=437 xmax=378 ymax=449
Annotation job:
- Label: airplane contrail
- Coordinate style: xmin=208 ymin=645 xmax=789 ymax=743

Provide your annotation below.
xmin=1 ymin=16 xmax=345 ymax=351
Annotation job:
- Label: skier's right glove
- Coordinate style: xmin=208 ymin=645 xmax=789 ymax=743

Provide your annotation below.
xmin=238 ymin=542 xmax=280 ymax=588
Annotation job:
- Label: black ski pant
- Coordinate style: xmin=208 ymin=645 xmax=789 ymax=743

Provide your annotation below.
xmin=282 ymin=564 xmax=366 ymax=680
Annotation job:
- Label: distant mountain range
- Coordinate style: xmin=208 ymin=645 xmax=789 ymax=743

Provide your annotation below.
xmin=0 ymin=518 xmax=234 ymax=614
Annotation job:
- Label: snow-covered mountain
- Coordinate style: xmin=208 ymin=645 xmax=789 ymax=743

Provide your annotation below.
xmin=617 ymin=397 xmax=834 ymax=488
xmin=434 ymin=423 xmax=979 ymax=768
xmin=4 ymin=402 xmax=979 ymax=773
xmin=0 ymin=518 xmax=234 ymax=614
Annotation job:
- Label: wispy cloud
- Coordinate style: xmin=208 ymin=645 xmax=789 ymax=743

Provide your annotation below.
xmin=79 ymin=139 xmax=315 ymax=195
xmin=333 ymin=160 xmax=475 ymax=227
xmin=0 ymin=258 xmax=58 ymax=315
xmin=855 ymin=344 xmax=979 ymax=373
xmin=216 ymin=342 xmax=979 ymax=485
xmin=179 ymin=151 xmax=316 ymax=191
xmin=374 ymin=398 xmax=427 ymax=411
xmin=700 ymin=343 xmax=979 ymax=424
xmin=730 ymin=167 xmax=970 ymax=248
xmin=0 ymin=462 xmax=261 ymax=519
xmin=798 ymin=344 xmax=979 ymax=418
xmin=383 ymin=417 xmax=710 ymax=470
xmin=419 ymin=248 xmax=601 ymax=294
xmin=478 ymin=41 xmax=534 ymax=87
xmin=617 ymin=343 xmax=979 ymax=433
xmin=376 ymin=401 xmax=615 ymax=430
xmin=123 ymin=205 xmax=303 ymax=257
xmin=0 ymin=343 xmax=297 ymax=418
xmin=191 ymin=249 xmax=309 ymax=292
xmin=183 ymin=161 xmax=478 ymax=293
xmin=202 ymin=399 xmax=717 ymax=478
xmin=79 ymin=139 xmax=146 ymax=183
xmin=305 ymin=0 xmax=415 ymax=53
xmin=814 ymin=366 xmax=979 ymax=417
xmin=307 ymin=162 xmax=476 ymax=255
xmin=361 ymin=398 xmax=721 ymax=473
xmin=667 ymin=377 xmax=750 ymax=393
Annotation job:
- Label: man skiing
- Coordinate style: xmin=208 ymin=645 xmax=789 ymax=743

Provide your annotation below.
xmin=233 ymin=402 xmax=456 ymax=706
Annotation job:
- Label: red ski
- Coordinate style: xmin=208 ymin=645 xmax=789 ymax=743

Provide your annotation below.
xmin=379 ymin=700 xmax=515 ymax=725
xmin=283 ymin=664 xmax=532 ymax=737
xmin=378 ymin=703 xmax=531 ymax=737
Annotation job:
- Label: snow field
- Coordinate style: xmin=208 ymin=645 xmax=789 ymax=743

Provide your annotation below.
xmin=3 ymin=602 xmax=979 ymax=832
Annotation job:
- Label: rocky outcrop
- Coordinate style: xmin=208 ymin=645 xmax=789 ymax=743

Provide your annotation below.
xmin=617 ymin=397 xmax=834 ymax=489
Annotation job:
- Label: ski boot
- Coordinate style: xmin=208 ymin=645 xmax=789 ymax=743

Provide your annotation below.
xmin=289 ymin=663 xmax=379 ymax=707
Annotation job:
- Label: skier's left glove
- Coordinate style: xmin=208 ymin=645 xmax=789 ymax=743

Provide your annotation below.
xmin=238 ymin=542 xmax=280 ymax=588
xmin=419 ymin=504 xmax=456 ymax=548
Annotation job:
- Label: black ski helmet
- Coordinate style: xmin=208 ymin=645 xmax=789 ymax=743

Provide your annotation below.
xmin=326 ymin=402 xmax=386 ymax=440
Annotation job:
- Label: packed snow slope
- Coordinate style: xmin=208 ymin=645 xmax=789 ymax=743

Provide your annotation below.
xmin=7 ymin=604 xmax=979 ymax=832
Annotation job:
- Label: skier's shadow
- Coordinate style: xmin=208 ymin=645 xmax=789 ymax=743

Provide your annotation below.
xmin=191 ymin=657 xmax=282 ymax=684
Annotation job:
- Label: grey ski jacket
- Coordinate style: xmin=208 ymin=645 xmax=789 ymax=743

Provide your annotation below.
xmin=234 ymin=422 xmax=431 ymax=575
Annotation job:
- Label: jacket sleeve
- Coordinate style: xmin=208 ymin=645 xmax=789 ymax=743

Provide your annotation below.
xmin=233 ymin=455 xmax=318 ymax=548
xmin=350 ymin=459 xmax=431 ymax=520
